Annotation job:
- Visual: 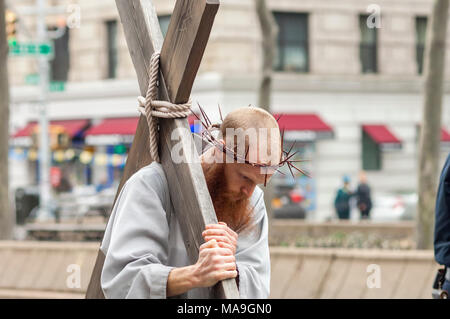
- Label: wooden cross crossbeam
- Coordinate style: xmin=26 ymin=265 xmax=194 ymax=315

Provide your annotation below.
xmin=85 ymin=0 xmax=240 ymax=299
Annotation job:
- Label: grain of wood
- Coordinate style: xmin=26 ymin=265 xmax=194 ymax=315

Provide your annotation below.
xmin=86 ymin=0 xmax=239 ymax=299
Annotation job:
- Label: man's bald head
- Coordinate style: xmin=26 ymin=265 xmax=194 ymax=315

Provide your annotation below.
xmin=221 ymin=107 xmax=280 ymax=133
xmin=219 ymin=107 xmax=282 ymax=167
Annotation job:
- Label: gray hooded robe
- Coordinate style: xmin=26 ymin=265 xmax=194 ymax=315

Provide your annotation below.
xmin=99 ymin=162 xmax=270 ymax=299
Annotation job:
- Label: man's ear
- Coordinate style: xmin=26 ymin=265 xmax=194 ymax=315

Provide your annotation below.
xmin=213 ymin=139 xmax=226 ymax=163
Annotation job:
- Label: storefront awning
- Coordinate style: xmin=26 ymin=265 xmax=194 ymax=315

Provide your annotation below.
xmin=441 ymin=128 xmax=450 ymax=150
xmin=442 ymin=128 xmax=450 ymax=142
xmin=362 ymin=124 xmax=402 ymax=151
xmin=85 ymin=115 xmax=200 ymax=146
xmin=13 ymin=120 xmax=89 ymax=138
xmin=85 ymin=117 xmax=139 ymax=136
xmin=85 ymin=117 xmax=139 ymax=146
xmin=13 ymin=123 xmax=36 ymax=138
xmin=273 ymin=113 xmax=334 ymax=141
xmin=11 ymin=119 xmax=89 ymax=147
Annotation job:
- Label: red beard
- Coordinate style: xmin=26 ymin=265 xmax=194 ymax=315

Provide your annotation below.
xmin=203 ymin=163 xmax=253 ymax=233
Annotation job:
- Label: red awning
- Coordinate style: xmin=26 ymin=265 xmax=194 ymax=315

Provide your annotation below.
xmin=442 ymin=128 xmax=450 ymax=142
xmin=272 ymin=113 xmax=334 ymax=141
xmin=85 ymin=116 xmax=197 ymax=136
xmin=13 ymin=122 xmax=36 ymax=138
xmin=188 ymin=114 xmax=198 ymax=126
xmin=85 ymin=117 xmax=139 ymax=136
xmin=362 ymin=124 xmax=402 ymax=145
xmin=12 ymin=119 xmax=89 ymax=138
xmin=274 ymin=113 xmax=333 ymax=132
xmin=85 ymin=116 xmax=199 ymax=145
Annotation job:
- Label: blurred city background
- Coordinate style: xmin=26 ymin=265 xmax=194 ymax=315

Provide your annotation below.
xmin=0 ymin=0 xmax=449 ymax=299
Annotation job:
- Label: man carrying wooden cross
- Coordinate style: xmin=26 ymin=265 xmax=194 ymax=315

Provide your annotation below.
xmin=99 ymin=106 xmax=283 ymax=299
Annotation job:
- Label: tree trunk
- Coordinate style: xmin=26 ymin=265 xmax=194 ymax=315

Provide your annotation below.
xmin=417 ymin=0 xmax=449 ymax=249
xmin=0 ymin=0 xmax=12 ymax=240
xmin=255 ymin=0 xmax=278 ymax=220
xmin=255 ymin=0 xmax=277 ymax=111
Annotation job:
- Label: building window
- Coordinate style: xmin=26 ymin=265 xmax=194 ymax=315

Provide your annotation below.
xmin=362 ymin=129 xmax=381 ymax=171
xmin=50 ymin=26 xmax=70 ymax=82
xmin=106 ymin=20 xmax=118 ymax=79
xmin=159 ymin=15 xmax=171 ymax=37
xmin=416 ymin=17 xmax=427 ymax=74
xmin=273 ymin=12 xmax=309 ymax=72
xmin=359 ymin=15 xmax=378 ymax=73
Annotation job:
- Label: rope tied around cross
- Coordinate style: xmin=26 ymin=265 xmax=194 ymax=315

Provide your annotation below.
xmin=137 ymin=52 xmax=192 ymax=163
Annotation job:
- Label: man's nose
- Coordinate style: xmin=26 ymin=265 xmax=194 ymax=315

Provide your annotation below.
xmin=240 ymin=185 xmax=255 ymax=198
xmin=240 ymin=186 xmax=249 ymax=197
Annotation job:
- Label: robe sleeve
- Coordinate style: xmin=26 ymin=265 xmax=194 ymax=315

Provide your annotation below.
xmin=100 ymin=165 xmax=175 ymax=299
xmin=235 ymin=188 xmax=271 ymax=299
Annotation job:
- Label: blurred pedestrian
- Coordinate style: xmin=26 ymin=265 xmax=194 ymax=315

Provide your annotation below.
xmin=334 ymin=175 xmax=353 ymax=220
xmin=435 ymin=152 xmax=450 ymax=295
xmin=55 ymin=174 xmax=73 ymax=193
xmin=356 ymin=171 xmax=372 ymax=220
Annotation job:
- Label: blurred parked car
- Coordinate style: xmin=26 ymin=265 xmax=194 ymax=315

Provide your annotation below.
xmin=15 ymin=183 xmax=117 ymax=224
xmin=15 ymin=186 xmax=39 ymax=224
xmin=370 ymin=193 xmax=417 ymax=222
xmin=272 ymin=184 xmax=307 ymax=219
xmin=57 ymin=184 xmax=116 ymax=222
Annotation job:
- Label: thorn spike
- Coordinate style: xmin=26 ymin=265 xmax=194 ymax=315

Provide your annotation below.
xmin=218 ymin=104 xmax=223 ymax=122
xmin=287 ymin=161 xmax=295 ymax=179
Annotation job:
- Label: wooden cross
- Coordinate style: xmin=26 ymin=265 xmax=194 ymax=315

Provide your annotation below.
xmin=85 ymin=0 xmax=240 ymax=299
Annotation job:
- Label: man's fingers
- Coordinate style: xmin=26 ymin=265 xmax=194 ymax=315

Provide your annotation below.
xmin=215 ymin=270 xmax=238 ymax=281
xmin=202 ymin=229 xmax=230 ymax=238
xmin=203 ymin=228 xmax=227 ymax=236
xmin=220 ymin=255 xmax=236 ymax=264
xmin=200 ymin=244 xmax=233 ymax=256
xmin=217 ymin=241 xmax=235 ymax=252
xmin=200 ymin=239 xmax=218 ymax=250
xmin=209 ymin=247 xmax=233 ymax=256
xmin=205 ymin=223 xmax=238 ymax=239
xmin=204 ymin=235 xmax=233 ymax=246
xmin=207 ymin=239 xmax=218 ymax=247
xmin=222 ymin=262 xmax=237 ymax=271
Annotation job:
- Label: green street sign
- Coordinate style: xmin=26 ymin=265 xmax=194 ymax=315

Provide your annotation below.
xmin=9 ymin=41 xmax=54 ymax=58
xmin=25 ymin=74 xmax=66 ymax=92
xmin=25 ymin=73 xmax=40 ymax=85
xmin=49 ymin=81 xmax=65 ymax=92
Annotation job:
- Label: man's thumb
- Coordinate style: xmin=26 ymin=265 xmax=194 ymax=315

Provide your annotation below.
xmin=206 ymin=239 xmax=218 ymax=248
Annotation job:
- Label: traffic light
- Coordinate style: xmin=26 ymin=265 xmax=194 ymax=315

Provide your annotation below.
xmin=5 ymin=9 xmax=18 ymax=41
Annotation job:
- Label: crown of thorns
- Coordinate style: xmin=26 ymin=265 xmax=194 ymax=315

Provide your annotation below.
xmin=191 ymin=104 xmax=310 ymax=186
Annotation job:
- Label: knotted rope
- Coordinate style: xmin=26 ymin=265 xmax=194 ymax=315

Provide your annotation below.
xmin=137 ymin=52 xmax=192 ymax=162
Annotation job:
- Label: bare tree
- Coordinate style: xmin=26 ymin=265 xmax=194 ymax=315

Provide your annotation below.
xmin=417 ymin=0 xmax=449 ymax=249
xmin=255 ymin=0 xmax=278 ymax=219
xmin=255 ymin=0 xmax=278 ymax=110
xmin=0 ymin=0 xmax=12 ymax=239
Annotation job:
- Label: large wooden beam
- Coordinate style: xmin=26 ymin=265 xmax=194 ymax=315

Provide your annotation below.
xmin=86 ymin=0 xmax=239 ymax=299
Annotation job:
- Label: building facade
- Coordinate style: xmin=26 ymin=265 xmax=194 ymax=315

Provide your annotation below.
xmin=7 ymin=0 xmax=450 ymax=220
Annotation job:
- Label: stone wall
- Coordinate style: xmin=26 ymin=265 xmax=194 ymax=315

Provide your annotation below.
xmin=0 ymin=241 xmax=440 ymax=299
xmin=269 ymin=220 xmax=415 ymax=246
xmin=270 ymin=247 xmax=439 ymax=299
